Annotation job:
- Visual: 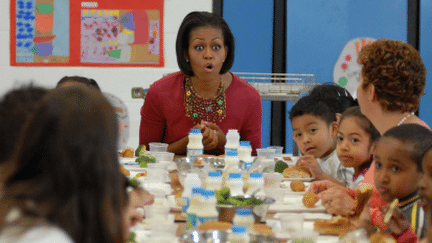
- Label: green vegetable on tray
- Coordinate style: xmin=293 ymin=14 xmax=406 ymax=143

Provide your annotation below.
xmin=135 ymin=144 xmax=147 ymax=157
xmin=215 ymin=187 xmax=264 ymax=206
xmin=135 ymin=155 xmax=155 ymax=168
xmin=274 ymin=160 xmax=289 ymax=173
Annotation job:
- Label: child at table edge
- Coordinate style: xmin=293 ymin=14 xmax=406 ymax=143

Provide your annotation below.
xmin=355 ymin=124 xmax=432 ymax=242
xmin=289 ymin=95 xmax=354 ymax=185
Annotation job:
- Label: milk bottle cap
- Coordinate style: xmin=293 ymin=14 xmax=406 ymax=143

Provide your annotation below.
xmin=226 ymin=150 xmax=238 ymax=157
xmin=232 ymin=225 xmax=247 ymax=234
xmin=236 ymin=208 xmax=252 ymax=216
xmin=250 ymin=172 xmax=263 ymax=178
xmin=240 ymin=141 xmax=251 ymax=147
xmin=190 ymin=129 xmax=201 ymax=134
xmin=228 ymin=173 xmax=241 ymax=179
xmin=208 ymin=171 xmax=222 ymax=177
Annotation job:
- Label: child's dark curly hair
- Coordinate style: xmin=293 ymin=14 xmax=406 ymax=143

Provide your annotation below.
xmin=357 ymin=39 xmax=426 ymax=112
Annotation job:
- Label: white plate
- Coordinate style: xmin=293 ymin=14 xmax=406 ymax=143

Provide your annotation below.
xmin=119 ymin=157 xmax=138 ymax=164
xmin=281 ymin=177 xmax=314 ymax=182
xmin=269 ymin=195 xmax=325 ymax=213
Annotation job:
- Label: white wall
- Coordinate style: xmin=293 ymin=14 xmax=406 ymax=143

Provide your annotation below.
xmin=0 ymin=0 xmax=212 ymax=148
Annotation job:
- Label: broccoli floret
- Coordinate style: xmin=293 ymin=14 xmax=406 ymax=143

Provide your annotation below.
xmin=135 ymin=155 xmax=156 ymax=163
xmin=215 ymin=187 xmax=230 ymax=204
xmin=274 ymin=160 xmax=289 ymax=173
xmin=135 ymin=145 xmax=147 ymax=157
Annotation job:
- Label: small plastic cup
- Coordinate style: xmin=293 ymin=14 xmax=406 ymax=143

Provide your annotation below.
xmin=149 ymin=142 xmax=169 ymax=153
xmin=264 ymin=187 xmax=285 ymax=203
xmin=153 ymin=152 xmax=175 ymax=163
xmin=256 ymin=148 xmax=276 ymax=159
xmin=262 ymin=172 xmax=282 ymax=188
xmin=268 ymin=146 xmax=283 ymax=157
xmin=280 ymin=213 xmax=304 ymax=235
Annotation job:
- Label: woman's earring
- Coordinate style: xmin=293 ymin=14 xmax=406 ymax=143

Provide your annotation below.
xmin=186 ymin=59 xmax=189 ymax=62
xmin=223 ymin=60 xmax=225 ymax=62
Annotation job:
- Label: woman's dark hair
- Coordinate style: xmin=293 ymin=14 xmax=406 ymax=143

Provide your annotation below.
xmin=0 ymin=87 xmax=126 ymax=243
xmin=381 ymin=124 xmax=432 ymax=171
xmin=176 ymin=11 xmax=235 ymax=76
xmin=57 ymin=76 xmax=101 ymax=91
xmin=340 ymin=106 xmax=380 ymax=171
xmin=0 ymin=84 xmax=48 ymax=163
xmin=309 ymin=82 xmax=358 ymax=114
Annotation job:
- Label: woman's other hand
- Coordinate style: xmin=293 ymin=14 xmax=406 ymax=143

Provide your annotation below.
xmin=204 ymin=121 xmax=226 ymax=154
xmin=308 ymin=180 xmax=340 ymax=194
xmin=319 ymin=186 xmax=356 ymax=216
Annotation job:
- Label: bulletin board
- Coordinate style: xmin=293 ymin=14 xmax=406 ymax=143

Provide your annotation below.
xmin=10 ymin=0 xmax=164 ymax=67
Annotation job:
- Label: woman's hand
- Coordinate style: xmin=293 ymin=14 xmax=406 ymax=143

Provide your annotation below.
xmin=201 ymin=126 xmax=219 ymax=151
xmin=319 ymin=186 xmax=356 ymax=216
xmin=309 ymin=180 xmax=341 ymax=194
xmin=203 ymin=121 xmax=226 ymax=154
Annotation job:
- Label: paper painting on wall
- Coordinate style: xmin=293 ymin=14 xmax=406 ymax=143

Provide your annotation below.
xmin=10 ymin=0 xmax=164 ymax=67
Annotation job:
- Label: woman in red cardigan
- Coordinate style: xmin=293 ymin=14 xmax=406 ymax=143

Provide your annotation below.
xmin=139 ymin=12 xmax=262 ymax=155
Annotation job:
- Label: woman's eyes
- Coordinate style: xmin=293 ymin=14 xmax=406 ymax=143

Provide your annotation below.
xmin=309 ymin=128 xmax=317 ymax=133
xmin=336 ymin=136 xmax=343 ymax=141
xmin=351 ymin=138 xmax=359 ymax=143
xmin=294 ymin=133 xmax=302 ymax=138
xmin=194 ymin=45 xmax=221 ymax=51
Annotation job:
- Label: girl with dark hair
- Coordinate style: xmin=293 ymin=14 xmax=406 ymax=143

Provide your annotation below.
xmin=56 ymin=76 xmax=101 ymax=91
xmin=139 ymin=11 xmax=262 ymax=155
xmin=0 ymin=87 xmax=127 ymax=243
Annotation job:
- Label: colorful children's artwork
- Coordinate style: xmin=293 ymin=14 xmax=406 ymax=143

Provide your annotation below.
xmin=80 ymin=9 xmax=161 ymax=64
xmin=14 ymin=0 xmax=70 ymax=64
xmin=333 ymin=37 xmax=376 ymax=98
xmin=11 ymin=0 xmax=164 ymax=67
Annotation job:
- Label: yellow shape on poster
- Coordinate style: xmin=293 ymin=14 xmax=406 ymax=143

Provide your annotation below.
xmin=83 ymin=10 xmax=89 ymax=15
xmin=97 ymin=11 xmax=102 ymax=15
xmin=91 ymin=10 xmax=96 ymax=14
xmin=122 ymin=29 xmax=134 ymax=35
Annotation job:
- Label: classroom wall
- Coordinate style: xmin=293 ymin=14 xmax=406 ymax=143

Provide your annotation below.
xmin=0 ymin=0 xmax=212 ymax=149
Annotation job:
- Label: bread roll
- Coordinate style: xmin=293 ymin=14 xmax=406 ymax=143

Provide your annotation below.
xmin=369 ymin=232 xmax=396 ymax=243
xmin=121 ymin=146 xmax=134 ymax=158
xmin=302 ymin=191 xmax=319 ymax=208
xmin=313 ymin=216 xmax=354 ymax=237
xmin=290 ymin=180 xmax=306 ymax=192
xmin=352 ymin=184 xmax=374 ymax=217
xmin=253 ymin=224 xmax=275 ymax=236
xmin=283 ymin=166 xmax=312 ymax=178
xmin=198 ymin=221 xmax=232 ymax=231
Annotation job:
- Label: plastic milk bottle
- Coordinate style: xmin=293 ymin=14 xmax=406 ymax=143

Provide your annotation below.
xmin=187 ymin=129 xmax=203 ymax=158
xmin=225 ymin=129 xmax=240 ymax=155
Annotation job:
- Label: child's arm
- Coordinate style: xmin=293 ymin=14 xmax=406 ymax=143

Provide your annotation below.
xmin=297 ymin=155 xmax=345 ymax=186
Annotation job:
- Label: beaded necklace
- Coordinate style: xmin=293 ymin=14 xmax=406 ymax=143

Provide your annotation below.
xmin=184 ymin=77 xmax=226 ymax=124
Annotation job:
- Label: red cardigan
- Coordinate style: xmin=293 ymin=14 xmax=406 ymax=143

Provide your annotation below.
xmin=139 ymin=71 xmax=262 ymax=153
